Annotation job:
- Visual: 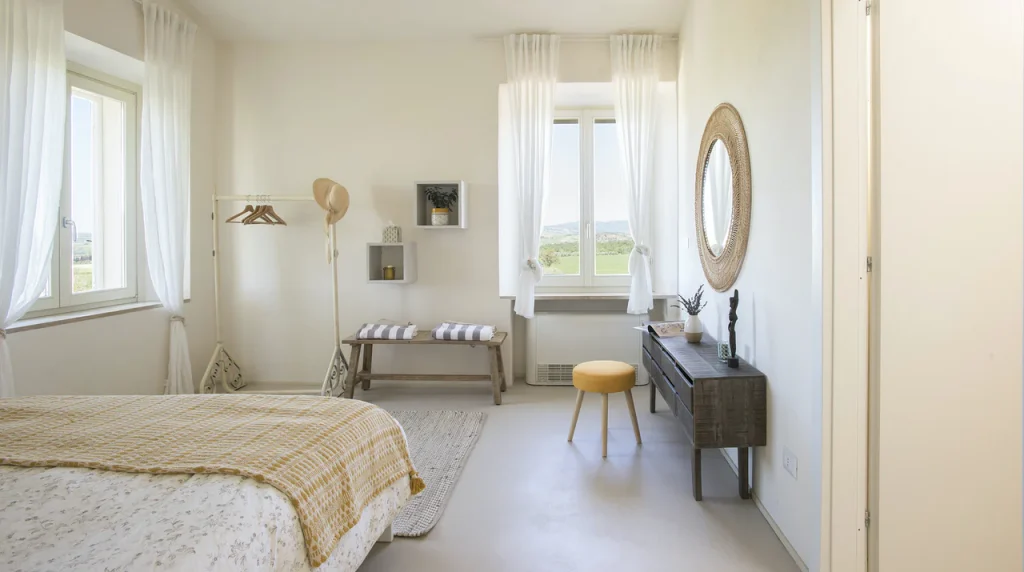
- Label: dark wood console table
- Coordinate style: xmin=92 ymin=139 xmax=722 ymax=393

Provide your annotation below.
xmin=641 ymin=324 xmax=766 ymax=500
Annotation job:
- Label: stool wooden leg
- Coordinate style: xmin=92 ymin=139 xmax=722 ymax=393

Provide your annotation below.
xmin=568 ymin=390 xmax=584 ymax=442
xmin=360 ymin=345 xmax=373 ymax=390
xmin=624 ymin=389 xmax=642 ymax=445
xmin=601 ymin=393 xmax=609 ymax=458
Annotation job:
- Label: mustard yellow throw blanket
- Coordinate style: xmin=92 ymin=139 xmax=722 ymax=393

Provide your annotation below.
xmin=0 ymin=394 xmax=425 ymax=567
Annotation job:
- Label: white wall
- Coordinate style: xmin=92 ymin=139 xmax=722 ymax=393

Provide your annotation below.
xmin=216 ymin=40 xmax=677 ymax=385
xmin=876 ymin=1 xmax=1023 ymax=570
xmin=8 ymin=0 xmax=218 ymax=395
xmin=678 ymin=0 xmax=820 ymax=567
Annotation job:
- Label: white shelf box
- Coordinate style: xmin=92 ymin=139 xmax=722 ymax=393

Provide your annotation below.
xmin=367 ymin=242 xmax=417 ymax=284
xmin=415 ymin=180 xmax=467 ymax=229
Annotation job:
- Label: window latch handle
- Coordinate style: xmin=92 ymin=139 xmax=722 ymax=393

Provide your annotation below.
xmin=62 ymin=217 xmax=77 ymax=243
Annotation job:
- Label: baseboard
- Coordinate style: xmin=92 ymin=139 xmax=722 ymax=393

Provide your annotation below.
xmin=716 ymin=449 xmax=808 ymax=572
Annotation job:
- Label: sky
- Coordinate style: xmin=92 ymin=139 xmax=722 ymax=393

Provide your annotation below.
xmin=544 ymin=119 xmax=629 ymax=227
xmin=69 ymin=89 xmax=127 ymax=239
xmin=70 ymin=93 xmax=95 ymax=234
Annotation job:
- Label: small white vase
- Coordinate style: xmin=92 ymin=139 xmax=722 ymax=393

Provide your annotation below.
xmin=431 ymin=208 xmax=450 ymax=226
xmin=684 ymin=314 xmax=703 ymax=343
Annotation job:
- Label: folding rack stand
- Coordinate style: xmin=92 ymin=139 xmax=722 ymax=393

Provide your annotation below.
xmin=199 ymin=194 xmax=348 ymax=396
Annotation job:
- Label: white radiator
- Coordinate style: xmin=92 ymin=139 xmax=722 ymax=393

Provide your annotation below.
xmin=525 ymin=312 xmax=647 ymax=386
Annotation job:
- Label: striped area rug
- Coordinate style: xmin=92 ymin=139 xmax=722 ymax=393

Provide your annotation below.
xmin=387 ymin=410 xmax=486 ymax=537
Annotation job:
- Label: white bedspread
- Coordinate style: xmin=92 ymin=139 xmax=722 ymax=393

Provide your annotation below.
xmin=0 ymin=466 xmax=410 ymax=572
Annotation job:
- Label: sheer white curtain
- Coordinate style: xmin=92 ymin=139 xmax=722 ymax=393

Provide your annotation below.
xmin=141 ymin=1 xmax=196 ymax=394
xmin=611 ymin=34 xmax=661 ymax=315
xmin=0 ymin=0 xmax=66 ymax=398
xmin=505 ymin=34 xmax=559 ymax=319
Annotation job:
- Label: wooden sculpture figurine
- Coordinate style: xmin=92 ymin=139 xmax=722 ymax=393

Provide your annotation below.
xmin=727 ymin=289 xmax=740 ymax=368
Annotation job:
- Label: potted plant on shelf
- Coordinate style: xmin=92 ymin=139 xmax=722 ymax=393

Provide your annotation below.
xmin=425 ymin=186 xmax=458 ymax=226
xmin=674 ymin=285 xmax=708 ymax=343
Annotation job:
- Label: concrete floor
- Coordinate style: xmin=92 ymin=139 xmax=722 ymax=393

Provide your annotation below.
xmin=358 ymin=381 xmax=799 ymax=572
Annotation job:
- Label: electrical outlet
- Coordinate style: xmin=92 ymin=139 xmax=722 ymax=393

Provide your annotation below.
xmin=783 ymin=447 xmax=798 ymax=479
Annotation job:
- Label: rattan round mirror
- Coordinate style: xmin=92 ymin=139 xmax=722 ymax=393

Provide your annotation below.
xmin=695 ymin=103 xmax=751 ymax=292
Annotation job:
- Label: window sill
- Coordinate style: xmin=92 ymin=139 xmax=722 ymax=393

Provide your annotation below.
xmin=9 ymin=301 xmax=164 ymax=334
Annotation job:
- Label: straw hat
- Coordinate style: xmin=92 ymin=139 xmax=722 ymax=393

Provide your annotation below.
xmin=313 ymin=178 xmax=350 ymax=225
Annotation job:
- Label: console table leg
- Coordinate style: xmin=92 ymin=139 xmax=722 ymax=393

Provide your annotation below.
xmin=360 ymin=345 xmax=373 ymax=391
xmin=343 ymin=345 xmax=361 ymax=399
xmin=692 ymin=448 xmax=703 ymax=501
xmin=649 ymin=380 xmax=656 ymax=413
xmin=738 ymin=447 xmax=750 ymax=499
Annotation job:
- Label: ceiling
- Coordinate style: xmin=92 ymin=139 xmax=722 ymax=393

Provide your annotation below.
xmin=184 ymin=0 xmax=684 ymax=42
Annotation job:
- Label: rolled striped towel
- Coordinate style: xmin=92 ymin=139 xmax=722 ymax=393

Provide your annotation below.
xmin=357 ymin=323 xmax=418 ymax=340
xmin=431 ymin=322 xmax=496 ymax=342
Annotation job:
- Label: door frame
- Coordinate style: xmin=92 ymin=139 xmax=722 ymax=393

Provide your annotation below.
xmin=818 ymin=0 xmax=873 ymax=571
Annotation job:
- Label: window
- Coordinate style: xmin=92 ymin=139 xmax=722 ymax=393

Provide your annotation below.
xmin=498 ymin=83 xmax=677 ymax=299
xmin=32 ymin=66 xmax=139 ymax=315
xmin=540 ymin=109 xmax=633 ymax=288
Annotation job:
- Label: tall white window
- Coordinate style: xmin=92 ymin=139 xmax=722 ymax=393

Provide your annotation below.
xmin=33 ymin=66 xmax=139 ymax=314
xmin=540 ymin=109 xmax=633 ymax=289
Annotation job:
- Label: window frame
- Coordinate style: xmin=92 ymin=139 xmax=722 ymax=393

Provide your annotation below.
xmin=539 ymin=107 xmax=632 ymax=292
xmin=28 ymin=64 xmax=140 ymax=317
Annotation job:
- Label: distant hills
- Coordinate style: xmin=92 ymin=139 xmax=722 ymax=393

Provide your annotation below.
xmin=542 ymin=220 xmax=630 ymax=237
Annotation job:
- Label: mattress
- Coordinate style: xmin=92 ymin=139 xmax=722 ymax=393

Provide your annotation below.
xmin=0 ymin=466 xmax=411 ymax=571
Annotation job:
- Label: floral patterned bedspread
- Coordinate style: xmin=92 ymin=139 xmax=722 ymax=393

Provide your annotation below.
xmin=0 ymin=466 xmax=410 ymax=571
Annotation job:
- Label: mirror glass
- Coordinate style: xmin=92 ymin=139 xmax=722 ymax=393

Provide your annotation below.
xmin=701 ymin=139 xmax=734 ymax=257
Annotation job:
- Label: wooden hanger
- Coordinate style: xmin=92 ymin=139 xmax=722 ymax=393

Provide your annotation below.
xmin=243 ymin=204 xmax=274 ymax=225
xmin=264 ymin=204 xmax=287 ymax=225
xmin=226 ymin=203 xmax=254 ymax=223
xmin=237 ymin=196 xmax=271 ymax=225
xmin=227 ymin=196 xmax=286 ymax=225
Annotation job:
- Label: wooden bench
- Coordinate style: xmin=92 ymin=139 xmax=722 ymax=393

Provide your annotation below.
xmin=342 ymin=331 xmax=508 ymax=404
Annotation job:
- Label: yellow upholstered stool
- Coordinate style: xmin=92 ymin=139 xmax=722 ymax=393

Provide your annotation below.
xmin=567 ymin=360 xmax=642 ymax=457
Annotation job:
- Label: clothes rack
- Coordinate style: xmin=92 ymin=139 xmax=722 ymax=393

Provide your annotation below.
xmin=199 ymin=194 xmax=347 ymax=396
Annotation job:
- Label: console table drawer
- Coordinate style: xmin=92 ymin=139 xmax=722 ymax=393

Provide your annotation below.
xmin=650 ymin=365 xmax=677 ymax=416
xmin=641 ymin=347 xmax=655 ymax=378
xmin=663 ymin=361 xmax=693 ymax=414
xmin=676 ymin=390 xmax=694 ymax=441
xmin=644 ymin=347 xmax=674 ymax=391
xmin=649 ymin=341 xmax=667 ymax=375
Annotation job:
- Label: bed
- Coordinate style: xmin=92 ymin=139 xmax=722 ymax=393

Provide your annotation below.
xmin=0 ymin=395 xmax=423 ymax=571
